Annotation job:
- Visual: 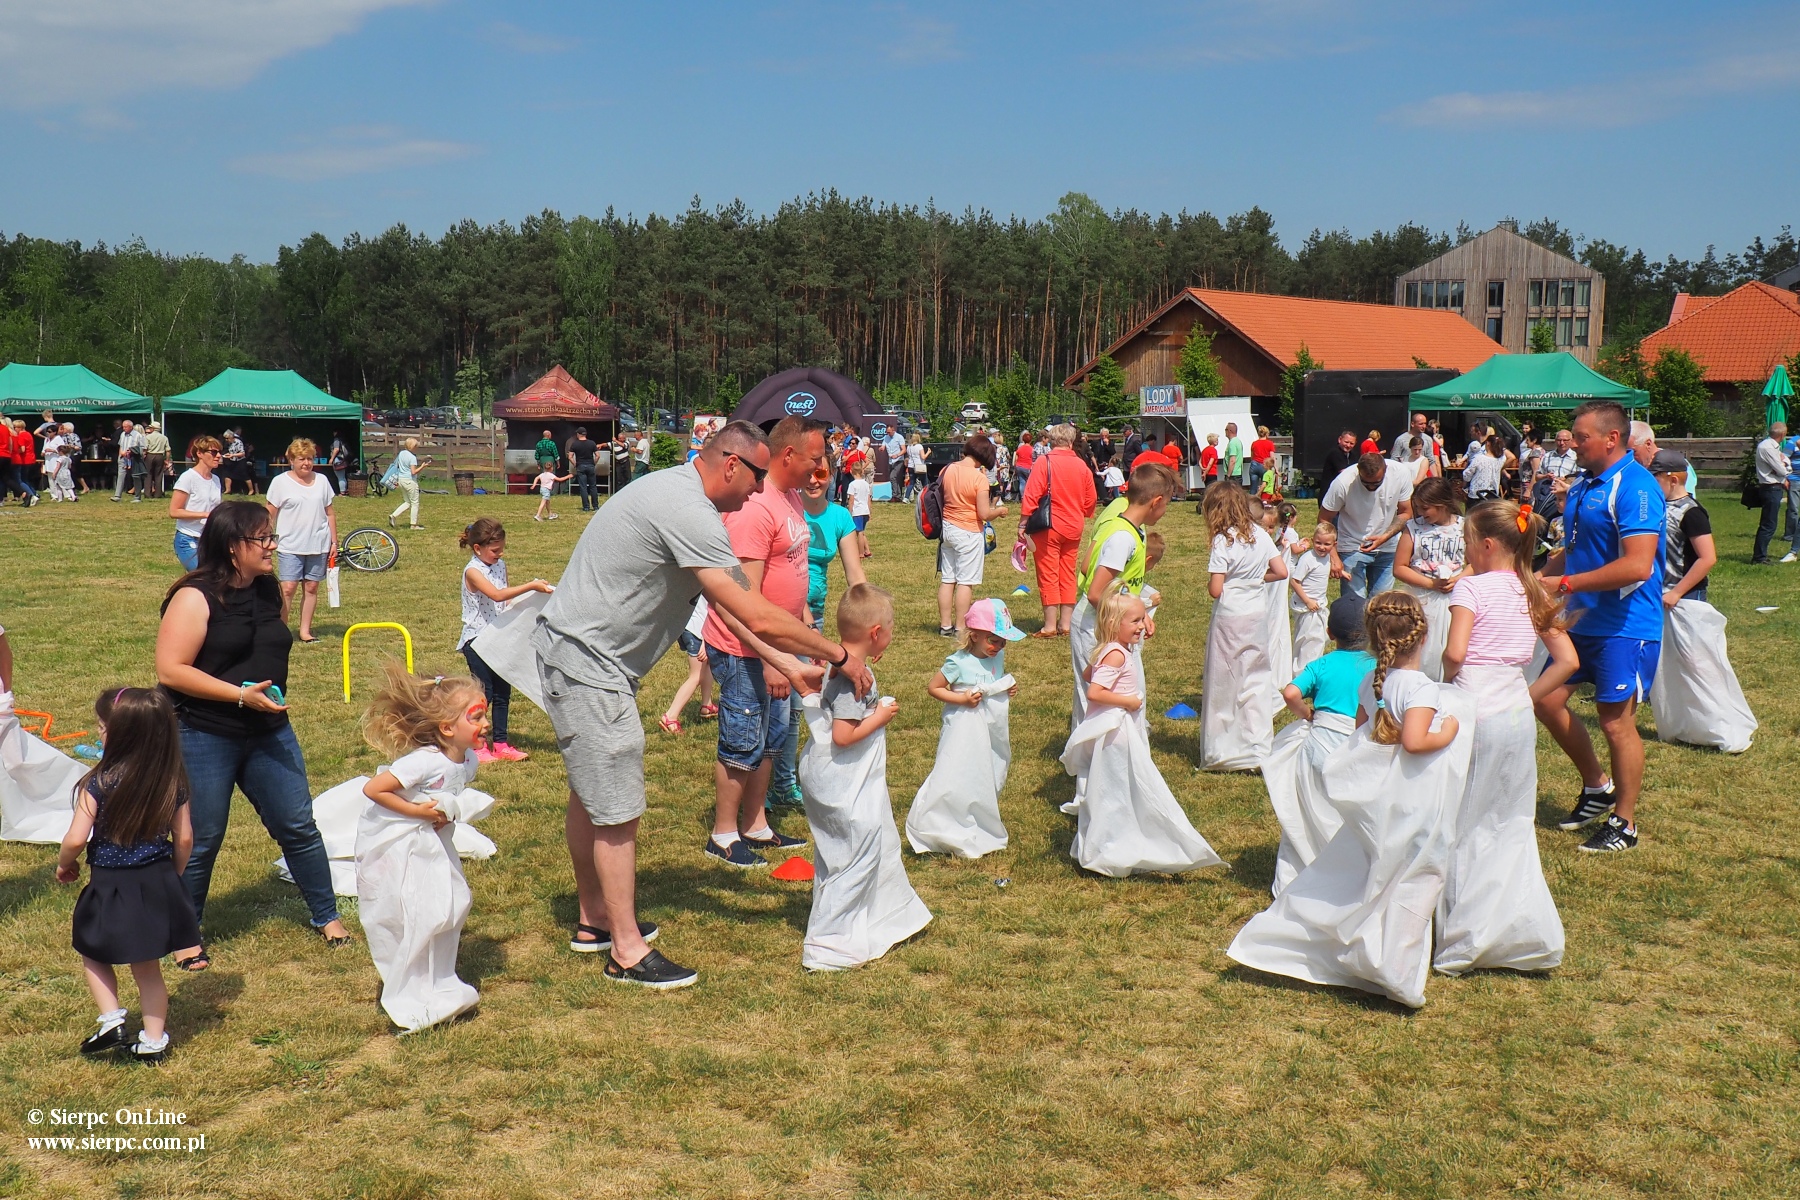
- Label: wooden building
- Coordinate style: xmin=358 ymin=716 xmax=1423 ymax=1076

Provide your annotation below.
xmin=1065 ymin=288 xmax=1503 ymax=416
xmin=1394 ymin=225 xmax=1606 ymax=365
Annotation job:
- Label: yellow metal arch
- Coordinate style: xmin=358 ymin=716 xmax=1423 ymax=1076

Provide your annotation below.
xmin=342 ymin=622 xmax=415 ymax=702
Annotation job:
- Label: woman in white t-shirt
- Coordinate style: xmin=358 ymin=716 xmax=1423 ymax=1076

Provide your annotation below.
xmin=264 ymin=438 xmax=338 ymax=643
xmin=169 ymin=435 xmax=226 ymax=571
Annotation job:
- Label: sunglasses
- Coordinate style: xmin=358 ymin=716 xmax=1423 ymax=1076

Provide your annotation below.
xmin=728 ymin=453 xmax=769 ymax=484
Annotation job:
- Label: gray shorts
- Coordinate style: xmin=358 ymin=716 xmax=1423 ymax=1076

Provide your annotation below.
xmin=540 ymin=663 xmax=647 ymax=826
xmin=279 ymin=552 xmax=328 ymax=582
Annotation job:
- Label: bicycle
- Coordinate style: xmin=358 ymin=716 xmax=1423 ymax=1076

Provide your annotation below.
xmin=362 ymin=453 xmax=392 ymax=498
xmin=337 ymin=526 xmax=400 ymax=572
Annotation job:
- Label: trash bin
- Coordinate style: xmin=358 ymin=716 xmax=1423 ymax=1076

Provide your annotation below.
xmin=346 ymin=473 xmax=368 ymax=498
xmin=453 ymin=470 xmax=476 ymax=497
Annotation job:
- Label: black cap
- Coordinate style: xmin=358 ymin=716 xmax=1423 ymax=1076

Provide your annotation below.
xmin=1328 ymin=595 xmax=1367 ymax=646
xmin=1648 ymin=448 xmax=1689 ymax=475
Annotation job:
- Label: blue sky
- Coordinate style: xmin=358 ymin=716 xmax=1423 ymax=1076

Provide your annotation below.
xmin=2 ymin=1 xmax=1795 ymax=262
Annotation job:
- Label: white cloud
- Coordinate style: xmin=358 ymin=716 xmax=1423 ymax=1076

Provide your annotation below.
xmin=884 ymin=11 xmax=961 ymax=65
xmin=0 ymin=0 xmax=428 ymax=111
xmin=1391 ymin=33 xmax=1800 ymax=128
xmin=231 ymin=126 xmax=476 ymax=180
xmin=484 ymin=20 xmax=574 ymax=55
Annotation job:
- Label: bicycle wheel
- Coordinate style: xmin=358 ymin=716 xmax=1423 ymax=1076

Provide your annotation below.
xmin=340 ymin=527 xmax=400 ymax=572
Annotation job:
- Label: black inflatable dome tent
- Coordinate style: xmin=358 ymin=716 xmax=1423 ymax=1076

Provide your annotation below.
xmin=729 ymin=367 xmax=871 ymax=435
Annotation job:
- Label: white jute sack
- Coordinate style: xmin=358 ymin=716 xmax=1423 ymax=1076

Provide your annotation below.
xmin=1265 ymin=579 xmax=1294 ymax=701
xmin=1227 ymin=687 xmax=1475 ymax=1009
xmin=1291 ymin=607 xmax=1328 ymax=674
xmin=1649 ymin=599 xmax=1756 ymax=754
xmin=468 ymin=591 xmax=555 ymax=712
xmin=0 ymin=705 xmax=85 ymax=843
xmin=905 ymin=677 xmax=1014 ymax=858
xmin=1069 ymin=600 xmax=1097 ymax=732
xmin=355 ymin=786 xmax=497 ymax=1033
xmin=276 ymin=775 xmax=497 ymax=897
xmin=325 ymin=564 xmax=341 ymax=609
xmin=796 ymin=694 xmax=931 ymax=970
xmin=1061 ymin=704 xmax=1223 ymax=878
xmin=1261 ymin=710 xmax=1355 ymax=896
xmin=1433 ymin=665 xmax=1564 ymax=976
xmin=1199 ymin=578 xmax=1274 ymax=771
xmin=1401 ymin=584 xmax=1452 ymax=681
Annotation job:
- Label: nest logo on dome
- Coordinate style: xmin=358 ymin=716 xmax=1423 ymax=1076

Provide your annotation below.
xmin=783 ymin=391 xmax=819 ymax=417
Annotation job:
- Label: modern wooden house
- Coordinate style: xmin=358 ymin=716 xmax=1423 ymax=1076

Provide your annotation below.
xmin=1065 ymin=288 xmax=1503 ymax=420
xmin=1394 ymin=225 xmax=1605 ymax=365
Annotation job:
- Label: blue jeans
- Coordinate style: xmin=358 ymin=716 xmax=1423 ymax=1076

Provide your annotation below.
xmin=706 ymin=646 xmax=790 ymax=771
xmin=462 ymin=643 xmax=512 ymax=744
xmin=178 ymin=722 xmax=339 ymax=929
xmin=574 ymin=464 xmax=598 ymax=509
xmin=767 ymin=689 xmax=804 ymax=802
xmin=1340 ymin=548 xmax=1397 ymax=599
xmin=174 ymin=531 xmax=201 ymax=570
xmin=1784 ymin=481 xmax=1800 ymax=552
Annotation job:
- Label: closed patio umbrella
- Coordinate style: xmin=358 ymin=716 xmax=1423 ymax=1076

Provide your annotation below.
xmin=1764 ymin=364 xmax=1794 ymax=427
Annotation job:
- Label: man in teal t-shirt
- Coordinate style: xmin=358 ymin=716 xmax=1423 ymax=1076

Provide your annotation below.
xmin=1224 ymin=422 xmax=1246 ymax=485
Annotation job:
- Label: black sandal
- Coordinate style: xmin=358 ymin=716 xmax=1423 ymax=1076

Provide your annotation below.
xmin=174 ymin=946 xmax=210 ymax=972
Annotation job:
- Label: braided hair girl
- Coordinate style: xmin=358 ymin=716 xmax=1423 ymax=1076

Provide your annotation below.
xmin=1364 ymin=591 xmax=1433 ymax=745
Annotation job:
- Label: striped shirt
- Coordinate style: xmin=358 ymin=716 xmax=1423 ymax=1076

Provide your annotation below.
xmin=1449 ymin=571 xmax=1539 ymax=666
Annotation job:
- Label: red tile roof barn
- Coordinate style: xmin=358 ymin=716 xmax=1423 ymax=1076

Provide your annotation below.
xmin=1066 ymin=288 xmax=1503 ymax=391
xmin=1641 ymin=282 xmax=1800 ymax=384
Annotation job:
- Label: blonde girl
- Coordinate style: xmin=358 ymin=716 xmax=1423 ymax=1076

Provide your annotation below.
xmin=909 ymin=599 xmax=1022 ymax=857
xmin=1199 ymin=482 xmax=1286 ymax=770
xmin=357 ymin=665 xmax=497 ymax=1031
xmin=387 ymin=436 xmax=430 ymax=530
xmin=847 ymin=458 xmax=874 ymax=558
xmin=1359 ymin=592 xmax=1459 ymax=749
xmin=458 ymin=517 xmax=553 ymax=762
xmin=1062 ymin=583 xmax=1221 ymax=876
xmin=1392 ymin=476 xmax=1467 ymax=680
xmin=1433 ymin=500 xmax=1576 ymax=975
xmin=57 ymin=687 xmax=199 ymax=1063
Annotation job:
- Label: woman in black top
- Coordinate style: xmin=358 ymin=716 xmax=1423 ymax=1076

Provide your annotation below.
xmin=154 ymin=501 xmax=349 ymax=969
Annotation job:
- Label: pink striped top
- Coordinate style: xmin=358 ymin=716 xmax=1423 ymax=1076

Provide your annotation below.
xmin=1449 ymin=571 xmax=1539 ymax=666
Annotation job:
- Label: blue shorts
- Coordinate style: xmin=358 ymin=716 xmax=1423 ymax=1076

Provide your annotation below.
xmin=279 ymin=551 xmax=328 ymax=582
xmin=706 ymin=646 xmax=790 ymax=771
xmin=853 ymin=514 xmax=869 ymax=532
xmin=678 ymin=629 xmax=702 ymax=657
xmin=1566 ymin=633 xmax=1659 ymax=705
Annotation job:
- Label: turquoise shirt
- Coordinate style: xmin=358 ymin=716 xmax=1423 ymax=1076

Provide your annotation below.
xmin=805 ymin=502 xmax=859 ymax=614
xmin=1290 ymin=649 xmax=1374 ymax=718
xmin=941 ymin=647 xmax=1005 ymax=689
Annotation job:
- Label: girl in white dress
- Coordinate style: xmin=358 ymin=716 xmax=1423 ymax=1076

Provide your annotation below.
xmin=1287 ymin=522 xmax=1335 ymax=672
xmin=1258 ymin=504 xmax=1295 ymax=698
xmin=357 ymin=665 xmax=499 ymax=1032
xmin=1200 ymin=484 xmax=1286 ymax=771
xmin=907 ymin=599 xmax=1022 ymax=858
xmin=1392 ymin=476 xmax=1466 ymax=681
xmin=1228 ymin=591 xmax=1473 ymax=1009
xmin=1062 ymin=587 xmax=1221 ymax=877
xmin=1434 ymin=500 xmax=1577 ymax=976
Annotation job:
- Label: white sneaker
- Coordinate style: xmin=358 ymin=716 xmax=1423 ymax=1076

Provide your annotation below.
xmin=1782 ymin=553 xmax=1797 ymax=564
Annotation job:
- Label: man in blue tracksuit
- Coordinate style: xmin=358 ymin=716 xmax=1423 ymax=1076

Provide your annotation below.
xmin=1535 ymin=401 xmax=1666 ymax=853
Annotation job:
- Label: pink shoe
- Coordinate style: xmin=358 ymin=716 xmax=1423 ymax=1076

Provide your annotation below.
xmin=474 ymin=744 xmax=501 ymax=765
xmin=492 ymin=741 xmax=530 ymax=762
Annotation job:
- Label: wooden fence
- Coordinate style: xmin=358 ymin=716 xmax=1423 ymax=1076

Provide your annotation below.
xmin=359 ymin=427 xmax=507 ymax=482
xmin=1663 ymin=438 xmax=1751 ymax=489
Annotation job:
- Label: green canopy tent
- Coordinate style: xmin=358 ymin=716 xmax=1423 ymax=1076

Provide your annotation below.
xmin=162 ymin=369 xmax=363 ymax=484
xmin=1409 ymin=352 xmax=1649 ymax=412
xmin=0 ymin=363 xmax=152 ymax=420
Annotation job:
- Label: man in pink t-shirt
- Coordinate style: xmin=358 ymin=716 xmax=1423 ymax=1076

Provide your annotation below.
xmin=700 ymin=416 xmax=828 ymax=866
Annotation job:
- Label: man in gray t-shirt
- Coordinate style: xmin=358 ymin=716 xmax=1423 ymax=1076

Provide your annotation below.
xmin=533 ymin=421 xmax=872 ymax=990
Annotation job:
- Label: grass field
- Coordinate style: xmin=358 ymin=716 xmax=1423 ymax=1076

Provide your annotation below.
xmin=1 ymin=484 xmax=1797 ymax=1199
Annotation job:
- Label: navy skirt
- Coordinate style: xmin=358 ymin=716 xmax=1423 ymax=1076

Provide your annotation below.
xmin=72 ymin=861 xmax=202 ymax=965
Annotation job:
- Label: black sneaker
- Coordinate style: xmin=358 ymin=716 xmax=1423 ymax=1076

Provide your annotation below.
xmin=1558 ymin=783 xmax=1616 ymax=830
xmin=704 ymin=838 xmax=767 ymax=868
xmin=80 ymin=1023 xmax=126 ymax=1056
xmin=1579 ymin=815 xmax=1638 ymax=853
xmin=603 ymin=948 xmax=698 ymax=990
xmin=741 ymin=827 xmax=808 ymax=852
xmin=938 ymin=626 xmax=956 ymax=637
xmin=569 ymin=921 xmax=659 ymax=954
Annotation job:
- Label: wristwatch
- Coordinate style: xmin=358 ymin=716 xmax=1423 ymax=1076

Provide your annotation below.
xmin=830 ymin=644 xmax=850 ymax=667
xmin=1557 ymin=576 xmax=1574 ymax=596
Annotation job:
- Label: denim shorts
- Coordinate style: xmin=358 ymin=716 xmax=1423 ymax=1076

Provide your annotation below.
xmin=279 ymin=551 xmax=328 ymax=582
xmin=706 ymin=645 xmax=789 ymax=770
xmin=678 ymin=629 xmax=703 ymax=657
xmin=1566 ymin=633 xmax=1660 ymax=706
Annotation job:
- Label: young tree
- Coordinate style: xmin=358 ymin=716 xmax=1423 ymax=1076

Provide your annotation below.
xmin=1596 ymin=339 xmax=1647 ymax=388
xmin=556 ymin=215 xmax=614 ymax=392
xmin=450 ymin=356 xmax=493 ymax=422
xmin=1647 ymin=347 xmax=1720 ymax=437
xmin=1175 ymin=323 xmax=1225 ymax=398
xmin=1081 ymin=354 xmax=1134 ymax=424
xmin=1275 ymin=343 xmax=1322 ymax=433
xmin=1528 ymin=320 xmax=1557 ymax=354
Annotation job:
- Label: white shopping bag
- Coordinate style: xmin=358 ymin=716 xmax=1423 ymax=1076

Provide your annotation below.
xmin=326 ymin=564 xmax=341 ymax=609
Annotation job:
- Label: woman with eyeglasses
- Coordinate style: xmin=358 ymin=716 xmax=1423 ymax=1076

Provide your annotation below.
xmin=169 ymin=436 xmax=226 ymax=570
xmin=154 ymin=501 xmax=351 ymax=971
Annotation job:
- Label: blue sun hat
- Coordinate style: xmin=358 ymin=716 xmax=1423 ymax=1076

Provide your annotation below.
xmin=966 ymin=598 xmax=1026 ymax=641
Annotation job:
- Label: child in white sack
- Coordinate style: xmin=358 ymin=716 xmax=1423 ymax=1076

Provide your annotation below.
xmin=1392 ymin=476 xmax=1466 ymax=680
xmin=797 ymin=584 xmax=931 ymax=970
xmin=1228 ymin=590 xmax=1473 ymax=1009
xmin=357 ymin=665 xmax=499 ymax=1032
xmin=1199 ymin=483 xmax=1286 ymax=771
xmin=1288 ymin=521 xmax=1335 ymax=671
xmin=907 ymin=598 xmax=1022 ymax=858
xmin=1062 ymin=585 xmax=1222 ymax=878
